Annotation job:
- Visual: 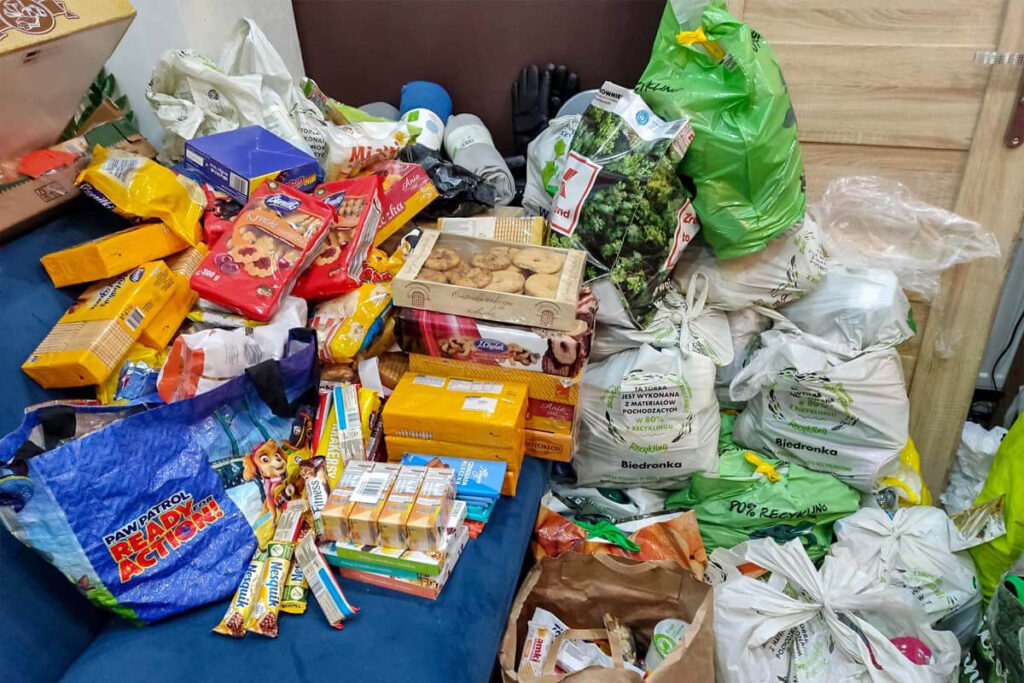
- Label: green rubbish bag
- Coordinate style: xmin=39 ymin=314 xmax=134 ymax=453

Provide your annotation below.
xmin=666 ymin=413 xmax=860 ymax=559
xmin=969 ymin=414 xmax=1024 ymax=601
xmin=637 ymin=0 xmax=805 ymax=259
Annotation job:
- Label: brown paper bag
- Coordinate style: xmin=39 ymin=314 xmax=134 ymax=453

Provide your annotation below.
xmin=499 ymin=553 xmax=714 ymax=683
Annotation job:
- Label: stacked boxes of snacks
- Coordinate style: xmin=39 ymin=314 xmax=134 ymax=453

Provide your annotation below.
xmin=319 ymin=463 xmax=466 ymax=599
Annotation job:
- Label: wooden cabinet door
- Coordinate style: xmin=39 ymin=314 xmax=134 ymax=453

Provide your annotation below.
xmin=725 ymin=0 xmax=1024 ymax=493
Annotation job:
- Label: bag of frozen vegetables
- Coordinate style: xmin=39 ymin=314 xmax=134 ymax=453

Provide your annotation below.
xmin=547 ymin=81 xmax=698 ymax=328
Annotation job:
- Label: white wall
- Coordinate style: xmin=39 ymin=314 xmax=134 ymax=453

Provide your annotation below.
xmin=105 ymin=0 xmax=304 ymax=146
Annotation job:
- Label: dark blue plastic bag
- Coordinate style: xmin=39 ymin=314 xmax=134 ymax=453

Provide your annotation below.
xmin=0 ymin=332 xmax=316 ymax=624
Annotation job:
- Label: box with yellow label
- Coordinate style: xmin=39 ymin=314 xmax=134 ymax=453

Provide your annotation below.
xmin=382 ymin=373 xmax=527 ymax=453
xmin=321 ymin=461 xmax=375 ymax=543
xmin=377 ymin=466 xmax=427 ymax=549
xmin=23 ymin=261 xmax=176 ymax=388
xmin=385 ymin=434 xmax=523 ymax=468
xmin=138 ymin=245 xmax=207 ymax=349
xmin=40 ymin=221 xmax=189 ymax=288
xmin=409 ymin=354 xmax=581 ymax=409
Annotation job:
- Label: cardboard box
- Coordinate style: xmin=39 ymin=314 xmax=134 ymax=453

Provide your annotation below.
xmin=343 ymin=462 xmax=400 ymax=547
xmin=406 ymin=469 xmax=455 ymax=552
xmin=138 ymin=244 xmax=207 ymax=349
xmin=383 ymin=372 xmax=527 ymax=452
xmin=525 ymin=428 xmax=575 ymax=463
xmin=409 ymin=353 xmax=581 ymax=414
xmin=184 ymin=126 xmax=320 ymax=204
xmin=385 ymin=434 xmax=523 ymax=468
xmin=394 ymin=231 xmax=586 ymax=331
xmin=40 ymin=221 xmax=188 ymax=288
xmin=23 ymin=261 xmax=176 ymax=388
xmin=395 ymin=305 xmax=592 ymax=379
xmin=321 ymin=461 xmax=375 ymax=542
xmin=377 ymin=465 xmax=427 ymax=549
xmin=0 ymin=1 xmax=135 ymax=160
xmin=437 ymin=216 xmax=545 ymax=245
xmin=366 ymin=160 xmax=438 ymax=246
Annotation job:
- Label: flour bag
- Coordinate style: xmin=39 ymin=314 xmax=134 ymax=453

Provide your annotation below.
xmin=730 ymin=330 xmax=908 ymax=492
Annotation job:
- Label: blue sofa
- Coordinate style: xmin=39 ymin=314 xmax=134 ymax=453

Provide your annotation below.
xmin=1 ymin=199 xmax=548 ymax=683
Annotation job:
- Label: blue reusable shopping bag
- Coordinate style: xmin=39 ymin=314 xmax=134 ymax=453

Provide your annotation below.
xmin=0 ymin=332 xmax=317 ymax=624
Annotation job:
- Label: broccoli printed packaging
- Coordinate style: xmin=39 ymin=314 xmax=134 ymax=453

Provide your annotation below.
xmin=548 ymin=82 xmax=697 ymax=328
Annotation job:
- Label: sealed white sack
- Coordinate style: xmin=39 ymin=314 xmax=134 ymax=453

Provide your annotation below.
xmin=716 ymin=307 xmax=769 ymax=407
xmin=712 ymin=539 xmax=961 ymax=683
xmin=672 ymin=215 xmax=828 ymax=311
xmin=730 ymin=330 xmax=908 ymax=491
xmin=780 ymin=266 xmax=915 ymax=356
xmin=832 ymin=506 xmax=982 ymax=647
xmin=940 ymin=421 xmax=1008 ymax=514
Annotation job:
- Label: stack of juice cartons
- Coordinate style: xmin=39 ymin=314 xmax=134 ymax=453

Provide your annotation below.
xmin=318 ymin=462 xmax=468 ymax=600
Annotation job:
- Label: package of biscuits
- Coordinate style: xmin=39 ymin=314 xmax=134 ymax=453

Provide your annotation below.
xmin=437 ymin=216 xmax=545 ymax=245
xmin=190 ymin=181 xmax=335 ymax=321
xmin=364 ymin=159 xmax=438 ymax=247
xmin=394 ymin=286 xmax=597 ymax=378
xmin=393 ymin=231 xmax=587 ymax=331
xmin=291 ymin=176 xmax=383 ymax=301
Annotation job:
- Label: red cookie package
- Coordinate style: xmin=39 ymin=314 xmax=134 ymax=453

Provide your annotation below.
xmin=191 ymin=181 xmax=335 ymax=321
xmin=291 ymin=176 xmax=382 ymax=301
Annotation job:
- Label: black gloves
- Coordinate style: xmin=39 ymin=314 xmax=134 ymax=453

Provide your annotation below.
xmin=511 ymin=63 xmax=580 ymax=157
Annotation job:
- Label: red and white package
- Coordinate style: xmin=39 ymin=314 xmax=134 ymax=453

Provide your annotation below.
xmin=201 ymin=184 xmax=244 ymax=245
xmin=190 ymin=181 xmax=334 ymax=321
xmin=291 ymin=176 xmax=382 ymax=301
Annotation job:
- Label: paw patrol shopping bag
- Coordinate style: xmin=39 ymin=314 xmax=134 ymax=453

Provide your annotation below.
xmin=0 ymin=332 xmax=317 ymax=624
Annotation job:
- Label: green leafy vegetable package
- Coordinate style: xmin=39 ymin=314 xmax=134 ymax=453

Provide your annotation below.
xmin=548 ymin=81 xmax=698 ymax=328
xmin=666 ymin=412 xmax=860 ymax=559
xmin=638 ymin=0 xmax=805 ymax=259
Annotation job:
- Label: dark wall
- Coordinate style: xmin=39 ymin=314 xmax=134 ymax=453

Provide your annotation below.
xmin=292 ymin=0 xmax=665 ymax=154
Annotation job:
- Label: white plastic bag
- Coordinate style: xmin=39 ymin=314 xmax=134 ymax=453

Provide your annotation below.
xmin=730 ymin=329 xmax=908 ymax=492
xmin=716 ymin=307 xmax=769 ymax=407
xmin=156 ymin=297 xmax=307 ymax=402
xmin=147 ymin=19 xmax=326 ymax=163
xmin=672 ymin=215 xmax=828 ymax=311
xmin=832 ymin=507 xmax=982 ymax=648
xmin=780 ymin=266 xmax=916 ymax=357
xmin=940 ymin=421 xmax=1008 ymax=514
xmin=813 ymin=176 xmax=1001 ymax=300
xmin=712 ymin=539 xmax=961 ymax=683
xmin=575 ymin=282 xmax=724 ymax=489
xmin=522 ymin=114 xmax=580 ymax=218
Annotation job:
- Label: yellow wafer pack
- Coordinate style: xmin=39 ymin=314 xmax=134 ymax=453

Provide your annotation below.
xmin=23 ymin=261 xmax=176 ymax=388
xmin=138 ymin=245 xmax=207 ymax=349
xmin=76 ymin=145 xmax=204 ymax=245
xmin=40 ymin=221 xmax=189 ymax=288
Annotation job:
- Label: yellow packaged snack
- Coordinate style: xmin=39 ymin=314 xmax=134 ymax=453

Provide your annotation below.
xmin=95 ymin=343 xmax=168 ymax=405
xmin=138 ymin=245 xmax=207 ymax=349
xmin=343 ymin=463 xmax=400 ymax=547
xmin=213 ymin=549 xmax=268 ymax=637
xmin=357 ymin=387 xmax=381 ymax=450
xmin=321 ymin=461 xmax=375 ymax=542
xmin=246 ymin=541 xmax=293 ymax=637
xmin=405 ymin=469 xmax=455 ymax=552
xmin=23 ymin=262 xmax=176 ymax=388
xmin=385 ymin=434 xmax=523 ymax=468
xmin=382 ymin=373 xmax=527 ymax=452
xmin=377 ymin=465 xmax=426 ymax=549
xmin=40 ymin=221 xmax=189 ymax=288
xmin=76 ymin=145 xmax=205 ymax=244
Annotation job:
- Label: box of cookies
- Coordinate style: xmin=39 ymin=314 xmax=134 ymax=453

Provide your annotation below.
xmin=392 ymin=231 xmax=586 ymax=331
xmin=190 ymin=181 xmax=335 ymax=322
xmin=291 ymin=176 xmax=382 ymax=301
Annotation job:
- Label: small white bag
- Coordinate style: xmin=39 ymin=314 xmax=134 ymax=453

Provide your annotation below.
xmin=832 ymin=506 xmax=983 ymax=647
xmin=712 ymin=539 xmax=961 ymax=683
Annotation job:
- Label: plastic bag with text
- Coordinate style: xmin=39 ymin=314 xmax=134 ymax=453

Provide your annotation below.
xmin=832 ymin=506 xmax=982 ymax=648
xmin=813 ymin=176 xmax=1001 ymax=300
xmin=712 ymin=539 xmax=961 ymax=683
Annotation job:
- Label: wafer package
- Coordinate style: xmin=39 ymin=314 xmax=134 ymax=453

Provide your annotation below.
xmin=406 ymin=469 xmax=455 ymax=552
xmin=344 ymin=463 xmax=401 ymax=546
xmin=299 ymin=456 xmax=331 ymax=540
xmin=377 ymin=465 xmax=427 ymax=548
xmin=322 ymin=461 xmax=375 ymax=542
xmin=213 ymin=549 xmax=268 ymax=638
xmin=190 ymin=181 xmax=334 ymax=321
xmin=246 ymin=541 xmax=293 ymax=637
xmin=295 ymin=532 xmax=358 ymax=628
xmin=138 ymin=244 xmax=207 ymax=349
xmin=280 ymin=526 xmax=310 ymax=615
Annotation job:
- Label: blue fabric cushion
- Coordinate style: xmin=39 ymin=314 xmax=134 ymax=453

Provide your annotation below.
xmin=62 ymin=456 xmax=547 ymax=683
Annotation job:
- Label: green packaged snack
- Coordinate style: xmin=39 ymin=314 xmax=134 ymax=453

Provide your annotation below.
xmin=666 ymin=413 xmax=859 ymax=559
xmin=637 ymin=0 xmax=805 ymax=259
xmin=547 ymin=81 xmax=697 ymax=328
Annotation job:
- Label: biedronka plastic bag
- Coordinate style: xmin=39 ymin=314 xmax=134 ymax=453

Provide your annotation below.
xmin=729 ymin=322 xmax=909 ymax=492
xmin=575 ymin=278 xmax=727 ymax=489
xmin=832 ymin=506 xmax=983 ymax=649
xmin=710 ymin=538 xmax=961 ymax=682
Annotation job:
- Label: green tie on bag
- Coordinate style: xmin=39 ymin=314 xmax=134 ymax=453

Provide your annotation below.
xmin=666 ymin=413 xmax=860 ymax=559
xmin=637 ymin=0 xmax=805 ymax=259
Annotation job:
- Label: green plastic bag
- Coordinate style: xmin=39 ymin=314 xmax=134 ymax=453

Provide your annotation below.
xmin=970 ymin=414 xmax=1023 ymax=601
xmin=637 ymin=0 xmax=805 ymax=259
xmin=666 ymin=413 xmax=860 ymax=559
